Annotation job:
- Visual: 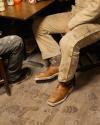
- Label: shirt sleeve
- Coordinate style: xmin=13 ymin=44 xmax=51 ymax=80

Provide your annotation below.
xmin=68 ymin=0 xmax=100 ymax=30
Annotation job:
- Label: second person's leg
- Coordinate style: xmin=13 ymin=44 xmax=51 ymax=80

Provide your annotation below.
xmin=47 ymin=24 xmax=100 ymax=106
xmin=33 ymin=12 xmax=72 ymax=80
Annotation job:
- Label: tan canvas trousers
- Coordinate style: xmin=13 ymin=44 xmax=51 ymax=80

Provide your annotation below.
xmin=33 ymin=12 xmax=100 ymax=83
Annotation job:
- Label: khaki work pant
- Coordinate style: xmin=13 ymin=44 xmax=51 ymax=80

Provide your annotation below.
xmin=33 ymin=12 xmax=100 ymax=83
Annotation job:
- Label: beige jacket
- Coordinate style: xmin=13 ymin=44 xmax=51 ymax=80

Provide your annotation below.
xmin=68 ymin=0 xmax=100 ymax=31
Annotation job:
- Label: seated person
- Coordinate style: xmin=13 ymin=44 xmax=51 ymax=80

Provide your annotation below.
xmin=0 ymin=35 xmax=31 ymax=83
xmin=32 ymin=0 xmax=100 ymax=107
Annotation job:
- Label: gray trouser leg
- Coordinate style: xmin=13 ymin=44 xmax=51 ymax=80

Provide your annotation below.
xmin=0 ymin=35 xmax=24 ymax=81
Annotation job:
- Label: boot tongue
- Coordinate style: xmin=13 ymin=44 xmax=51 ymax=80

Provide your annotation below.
xmin=49 ymin=55 xmax=61 ymax=66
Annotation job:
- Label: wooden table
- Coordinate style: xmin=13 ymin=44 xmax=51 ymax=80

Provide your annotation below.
xmin=0 ymin=0 xmax=54 ymax=20
xmin=0 ymin=0 xmax=54 ymax=55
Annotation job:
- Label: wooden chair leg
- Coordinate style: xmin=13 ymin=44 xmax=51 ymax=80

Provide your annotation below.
xmin=0 ymin=58 xmax=11 ymax=96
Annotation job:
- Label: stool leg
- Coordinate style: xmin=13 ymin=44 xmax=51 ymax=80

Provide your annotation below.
xmin=4 ymin=81 xmax=11 ymax=96
xmin=0 ymin=58 xmax=11 ymax=95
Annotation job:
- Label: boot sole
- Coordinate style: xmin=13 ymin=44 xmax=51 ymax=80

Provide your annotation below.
xmin=47 ymin=87 xmax=74 ymax=107
xmin=33 ymin=72 xmax=58 ymax=81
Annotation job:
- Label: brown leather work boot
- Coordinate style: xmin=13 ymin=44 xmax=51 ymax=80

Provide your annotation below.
xmin=34 ymin=55 xmax=61 ymax=81
xmin=33 ymin=66 xmax=59 ymax=81
xmin=47 ymin=79 xmax=75 ymax=106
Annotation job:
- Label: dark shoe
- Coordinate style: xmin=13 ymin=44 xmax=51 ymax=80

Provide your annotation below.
xmin=47 ymin=79 xmax=75 ymax=106
xmin=33 ymin=66 xmax=59 ymax=81
xmin=10 ymin=67 xmax=32 ymax=84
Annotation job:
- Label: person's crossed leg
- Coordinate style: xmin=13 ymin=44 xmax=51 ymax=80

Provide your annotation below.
xmin=33 ymin=12 xmax=100 ymax=106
